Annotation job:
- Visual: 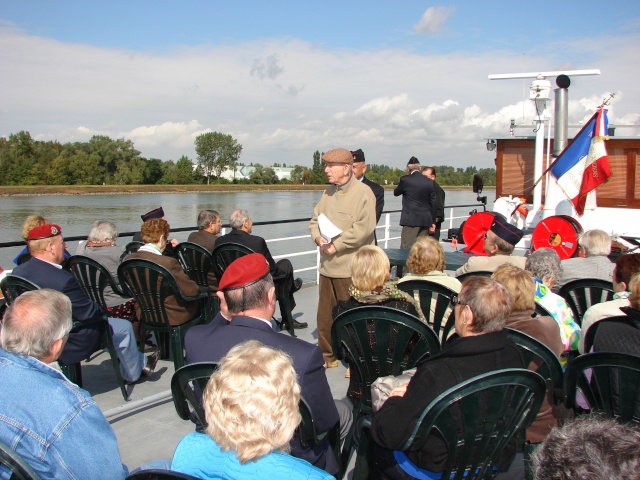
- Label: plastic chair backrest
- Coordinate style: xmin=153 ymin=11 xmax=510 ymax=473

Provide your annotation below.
xmin=0 ymin=275 xmax=40 ymax=305
xmin=171 ymin=362 xmax=219 ymax=427
xmin=124 ymin=241 xmax=144 ymax=255
xmin=456 ymin=270 xmax=493 ymax=283
xmin=397 ymin=279 xmax=457 ymax=343
xmin=564 ymin=351 xmax=640 ymax=422
xmin=534 ymin=302 xmax=553 ymax=318
xmin=118 ymin=258 xmax=191 ymax=330
xmin=558 ymin=278 xmax=614 ymax=327
xmin=65 ymin=255 xmax=125 ymax=312
xmin=211 ymin=243 xmax=253 ymax=279
xmin=175 ymin=242 xmax=215 ymax=288
xmin=399 ymin=369 xmax=545 ymax=479
xmin=582 ymin=315 xmax=630 ymax=354
xmin=125 ymin=470 xmax=201 ymax=480
xmin=505 ymin=327 xmax=564 ymax=404
xmin=0 ymin=439 xmax=42 ymax=480
xmin=331 ymin=305 xmax=441 ymax=415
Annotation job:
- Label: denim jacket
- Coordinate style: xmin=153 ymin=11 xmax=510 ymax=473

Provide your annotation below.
xmin=0 ymin=348 xmax=127 ymax=480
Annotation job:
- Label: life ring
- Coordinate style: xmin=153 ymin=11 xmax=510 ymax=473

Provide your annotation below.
xmin=461 ymin=211 xmax=499 ymax=255
xmin=531 ymin=215 xmax=583 ymax=260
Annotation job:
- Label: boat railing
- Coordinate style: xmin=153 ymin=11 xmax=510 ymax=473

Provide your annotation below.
xmin=0 ymin=203 xmax=485 ymax=281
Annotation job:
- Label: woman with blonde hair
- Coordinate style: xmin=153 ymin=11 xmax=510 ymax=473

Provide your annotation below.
xmin=171 ymin=340 xmax=333 ymax=480
xmin=492 ymin=264 xmax=563 ymax=444
xmin=332 ymin=245 xmax=420 ymax=401
xmin=400 ymin=236 xmax=459 ymax=291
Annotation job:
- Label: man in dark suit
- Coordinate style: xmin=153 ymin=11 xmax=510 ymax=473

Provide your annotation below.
xmin=12 ymin=223 xmax=157 ymax=383
xmin=215 ymin=209 xmax=306 ymax=328
xmin=187 ymin=209 xmax=222 ymax=253
xmin=394 ymin=156 xmax=437 ymax=249
xmin=423 ymin=166 xmax=445 ymax=241
xmin=184 ymin=253 xmax=350 ymax=477
xmin=352 ymin=149 xmax=384 ymax=244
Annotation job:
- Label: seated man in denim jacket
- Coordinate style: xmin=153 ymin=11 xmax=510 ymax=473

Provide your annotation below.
xmin=0 ymin=289 xmax=127 ymax=480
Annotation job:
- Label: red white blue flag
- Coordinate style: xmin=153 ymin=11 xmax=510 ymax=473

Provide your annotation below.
xmin=549 ymin=108 xmax=611 ymax=215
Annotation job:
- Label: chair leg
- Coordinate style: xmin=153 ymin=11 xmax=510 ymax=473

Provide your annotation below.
xmin=341 ymin=406 xmax=363 ymax=475
xmin=171 ymin=329 xmax=185 ymax=371
xmin=102 ymin=322 xmax=130 ymax=401
xmin=60 ymin=363 xmax=83 ymax=387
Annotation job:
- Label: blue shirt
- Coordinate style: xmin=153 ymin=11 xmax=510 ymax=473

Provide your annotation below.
xmin=0 ymin=348 xmax=127 ymax=480
xmin=171 ymin=432 xmax=335 ymax=480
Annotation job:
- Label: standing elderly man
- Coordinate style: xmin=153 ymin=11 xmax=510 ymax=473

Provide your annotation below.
xmin=188 ymin=209 xmax=222 ymax=252
xmin=12 ymin=223 xmax=157 ymax=383
xmin=423 ymin=167 xmax=445 ymax=241
xmin=455 ymin=217 xmax=526 ymax=276
xmin=0 ymin=289 xmax=128 ymax=479
xmin=351 ymin=149 xmax=385 ymax=227
xmin=309 ymin=148 xmax=376 ymax=368
xmin=394 ymin=156 xmax=437 ymax=249
xmin=554 ymin=229 xmax=615 ymax=292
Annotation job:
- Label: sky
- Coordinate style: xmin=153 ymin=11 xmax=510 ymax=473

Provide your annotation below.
xmin=1 ymin=0 xmax=639 ymax=170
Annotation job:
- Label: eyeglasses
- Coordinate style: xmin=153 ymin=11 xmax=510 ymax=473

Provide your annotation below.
xmin=450 ymin=294 xmax=466 ymax=307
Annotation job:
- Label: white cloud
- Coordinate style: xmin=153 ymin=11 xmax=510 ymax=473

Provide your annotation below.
xmin=0 ymin=24 xmax=638 ymax=169
xmin=413 ymin=6 xmax=456 ymax=35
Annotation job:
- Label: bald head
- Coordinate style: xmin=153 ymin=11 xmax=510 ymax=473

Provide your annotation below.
xmin=1 ymin=289 xmax=73 ymax=362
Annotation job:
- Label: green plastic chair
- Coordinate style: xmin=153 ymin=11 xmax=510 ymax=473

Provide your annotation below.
xmin=0 ymin=439 xmax=42 ymax=480
xmin=118 ymin=258 xmax=208 ymax=370
xmin=558 ymin=278 xmax=614 ymax=327
xmin=456 ymin=270 xmax=494 ymax=283
xmin=0 ymin=275 xmax=40 ymax=306
xmin=175 ymin=242 xmax=220 ymax=323
xmin=355 ymin=369 xmax=546 ymax=480
xmin=397 ymin=279 xmax=457 ymax=344
xmin=564 ymin=351 xmax=640 ymax=422
xmin=171 ymin=362 xmax=342 ymax=477
xmin=124 ymin=241 xmax=144 ymax=255
xmin=211 ymin=242 xmax=296 ymax=336
xmin=331 ymin=305 xmax=441 ymax=473
xmin=582 ymin=315 xmax=630 ymax=354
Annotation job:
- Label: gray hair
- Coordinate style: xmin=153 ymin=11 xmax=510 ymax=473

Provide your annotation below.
xmin=229 ymin=209 xmax=250 ymax=229
xmin=459 ymin=276 xmax=512 ymax=333
xmin=579 ymin=229 xmax=612 ymax=256
xmin=223 ymin=274 xmax=274 ymax=314
xmin=526 ymin=248 xmax=563 ymax=284
xmin=1 ymin=289 xmax=73 ymax=361
xmin=197 ymin=210 xmax=219 ymax=230
xmin=87 ymin=220 xmax=118 ymax=242
xmin=532 ymin=415 xmax=640 ymax=480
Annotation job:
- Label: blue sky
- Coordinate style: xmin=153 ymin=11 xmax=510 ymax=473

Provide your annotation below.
xmin=1 ymin=1 xmax=639 ymax=168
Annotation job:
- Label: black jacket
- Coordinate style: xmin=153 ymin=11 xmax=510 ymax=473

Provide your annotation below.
xmin=394 ymin=171 xmax=437 ymax=228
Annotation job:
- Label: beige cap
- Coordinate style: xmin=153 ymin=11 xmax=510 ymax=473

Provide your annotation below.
xmin=321 ymin=148 xmax=353 ymax=164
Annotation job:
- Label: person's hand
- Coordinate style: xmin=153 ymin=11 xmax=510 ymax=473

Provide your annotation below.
xmin=216 ymin=291 xmax=231 ymax=321
xmin=321 ymin=242 xmax=337 ymax=256
xmin=389 ymin=384 xmax=409 ymax=398
xmin=315 ymin=236 xmax=327 ymax=247
xmin=429 ymin=224 xmax=436 ymax=233
xmin=169 ymin=238 xmax=178 ymax=247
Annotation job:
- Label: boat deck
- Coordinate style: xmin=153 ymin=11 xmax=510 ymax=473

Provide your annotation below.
xmin=86 ymin=283 xmax=351 ymax=473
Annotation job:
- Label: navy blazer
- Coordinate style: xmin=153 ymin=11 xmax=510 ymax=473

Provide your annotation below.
xmin=394 ymin=171 xmax=437 ymax=228
xmin=12 ymin=258 xmax=102 ymax=365
xmin=215 ymin=229 xmax=279 ymax=274
xmin=362 ymin=175 xmax=385 ymax=224
xmin=184 ymin=315 xmax=340 ymax=474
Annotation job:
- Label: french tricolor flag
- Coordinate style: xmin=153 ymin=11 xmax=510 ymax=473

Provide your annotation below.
xmin=549 ymin=108 xmax=611 ymax=215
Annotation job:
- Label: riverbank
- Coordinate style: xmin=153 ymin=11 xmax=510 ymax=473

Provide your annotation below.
xmin=0 ymin=184 xmax=473 ymax=196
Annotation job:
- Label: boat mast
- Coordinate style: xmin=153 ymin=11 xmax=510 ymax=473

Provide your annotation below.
xmin=488 ymin=69 xmax=600 ymax=225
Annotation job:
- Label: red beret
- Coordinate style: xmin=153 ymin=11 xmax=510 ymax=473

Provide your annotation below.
xmin=141 ymin=207 xmax=164 ymax=221
xmin=27 ymin=224 xmax=62 ymax=240
xmin=218 ymin=253 xmax=270 ymax=291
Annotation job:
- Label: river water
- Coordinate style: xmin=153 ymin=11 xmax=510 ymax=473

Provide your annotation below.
xmin=0 ymin=189 xmax=493 ymax=275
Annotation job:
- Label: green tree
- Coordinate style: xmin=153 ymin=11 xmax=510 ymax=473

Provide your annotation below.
xmin=174 ymin=156 xmax=196 ymax=184
xmin=249 ymin=164 xmax=279 ymax=184
xmin=311 ymin=150 xmax=326 ymax=184
xmin=194 ymin=132 xmax=242 ymax=184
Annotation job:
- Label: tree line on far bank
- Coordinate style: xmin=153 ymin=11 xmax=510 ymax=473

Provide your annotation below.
xmin=0 ymin=130 xmax=496 ymax=187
